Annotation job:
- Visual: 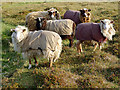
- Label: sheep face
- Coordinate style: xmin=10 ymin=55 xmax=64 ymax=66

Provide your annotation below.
xmin=11 ymin=25 xmax=29 ymax=43
xmin=100 ymin=19 xmax=116 ymax=40
xmin=80 ymin=8 xmax=91 ymax=18
xmin=80 ymin=8 xmax=91 ymax=23
xmin=48 ymin=8 xmax=59 ymax=20
xmin=36 ymin=17 xmax=46 ymax=30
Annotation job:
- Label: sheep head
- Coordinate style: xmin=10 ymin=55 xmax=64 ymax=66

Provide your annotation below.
xmin=100 ymin=19 xmax=116 ymax=40
xmin=48 ymin=8 xmax=60 ymax=20
xmin=11 ymin=25 xmax=29 ymax=52
xmin=36 ymin=17 xmax=47 ymax=30
xmin=79 ymin=8 xmax=91 ymax=23
xmin=11 ymin=25 xmax=29 ymax=43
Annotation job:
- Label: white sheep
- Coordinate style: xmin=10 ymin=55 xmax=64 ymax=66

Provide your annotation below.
xmin=100 ymin=19 xmax=116 ymax=40
xmin=75 ymin=19 xmax=116 ymax=53
xmin=25 ymin=8 xmax=61 ymax=31
xmin=11 ymin=25 xmax=62 ymax=69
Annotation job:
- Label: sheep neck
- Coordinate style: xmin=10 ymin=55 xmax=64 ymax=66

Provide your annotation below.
xmin=18 ymin=34 xmax=30 ymax=52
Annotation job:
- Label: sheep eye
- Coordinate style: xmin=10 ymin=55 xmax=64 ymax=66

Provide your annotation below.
xmin=13 ymin=31 xmax=16 ymax=33
xmin=101 ymin=21 xmax=105 ymax=24
xmin=23 ymin=29 xmax=26 ymax=32
xmin=49 ymin=12 xmax=52 ymax=15
xmin=55 ymin=11 xmax=57 ymax=13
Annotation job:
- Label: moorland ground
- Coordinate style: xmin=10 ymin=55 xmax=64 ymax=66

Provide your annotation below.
xmin=2 ymin=2 xmax=120 ymax=88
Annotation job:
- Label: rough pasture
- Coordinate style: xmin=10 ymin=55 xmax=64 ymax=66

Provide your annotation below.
xmin=2 ymin=2 xmax=120 ymax=88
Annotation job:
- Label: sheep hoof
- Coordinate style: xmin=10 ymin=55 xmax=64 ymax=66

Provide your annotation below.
xmin=76 ymin=52 xmax=81 ymax=56
xmin=53 ymin=59 xmax=57 ymax=62
xmin=92 ymin=51 xmax=94 ymax=53
xmin=35 ymin=63 xmax=38 ymax=67
xmin=28 ymin=64 xmax=32 ymax=69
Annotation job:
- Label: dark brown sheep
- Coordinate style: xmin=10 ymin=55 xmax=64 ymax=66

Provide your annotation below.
xmin=63 ymin=8 xmax=91 ymax=25
xmin=75 ymin=19 xmax=116 ymax=54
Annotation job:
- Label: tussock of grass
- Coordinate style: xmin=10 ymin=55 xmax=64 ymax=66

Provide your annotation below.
xmin=2 ymin=2 xmax=120 ymax=88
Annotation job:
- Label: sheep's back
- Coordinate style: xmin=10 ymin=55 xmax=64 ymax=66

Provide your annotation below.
xmin=75 ymin=23 xmax=93 ymax=41
xmin=46 ymin=19 xmax=74 ymax=35
xmin=27 ymin=30 xmax=61 ymax=51
xmin=63 ymin=10 xmax=81 ymax=25
xmin=26 ymin=11 xmax=49 ymax=31
xmin=75 ymin=23 xmax=107 ymax=42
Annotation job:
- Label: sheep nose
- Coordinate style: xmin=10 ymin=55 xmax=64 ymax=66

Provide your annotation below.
xmin=84 ymin=13 xmax=88 ymax=17
xmin=51 ymin=14 xmax=55 ymax=18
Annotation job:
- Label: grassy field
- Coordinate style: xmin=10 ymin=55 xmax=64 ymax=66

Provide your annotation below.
xmin=2 ymin=2 xmax=120 ymax=88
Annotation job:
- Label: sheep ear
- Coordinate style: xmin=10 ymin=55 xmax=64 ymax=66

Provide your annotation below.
xmin=23 ymin=29 xmax=26 ymax=32
xmin=35 ymin=18 xmax=38 ymax=21
xmin=48 ymin=10 xmax=50 ymax=13
xmin=101 ymin=20 xmax=104 ymax=24
xmin=88 ymin=9 xmax=91 ymax=12
xmin=79 ymin=9 xmax=82 ymax=12
xmin=43 ymin=17 xmax=46 ymax=20
xmin=11 ymin=29 xmax=15 ymax=32
xmin=110 ymin=20 xmax=114 ymax=23
xmin=55 ymin=11 xmax=57 ymax=13
xmin=11 ymin=29 xmax=14 ymax=32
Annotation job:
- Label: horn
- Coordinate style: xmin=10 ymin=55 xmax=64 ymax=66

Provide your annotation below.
xmin=100 ymin=20 xmax=105 ymax=24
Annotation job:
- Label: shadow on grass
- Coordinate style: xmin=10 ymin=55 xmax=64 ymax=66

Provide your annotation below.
xmin=4 ymin=67 xmax=79 ymax=88
xmin=103 ymin=43 xmax=120 ymax=58
xmin=101 ymin=67 xmax=120 ymax=85
xmin=24 ymin=61 xmax=50 ymax=69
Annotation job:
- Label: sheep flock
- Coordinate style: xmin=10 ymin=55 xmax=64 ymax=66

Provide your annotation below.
xmin=11 ymin=7 xmax=116 ymax=69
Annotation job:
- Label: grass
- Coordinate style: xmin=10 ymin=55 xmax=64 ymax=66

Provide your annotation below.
xmin=2 ymin=2 xmax=120 ymax=88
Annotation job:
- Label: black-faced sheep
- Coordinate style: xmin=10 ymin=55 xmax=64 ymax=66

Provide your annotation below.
xmin=11 ymin=25 xmax=62 ymax=69
xmin=75 ymin=19 xmax=116 ymax=54
xmin=63 ymin=8 xmax=91 ymax=25
xmin=25 ymin=8 xmax=61 ymax=31
xmin=36 ymin=17 xmax=76 ymax=47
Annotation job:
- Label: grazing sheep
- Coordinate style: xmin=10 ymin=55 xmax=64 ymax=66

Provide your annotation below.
xmin=11 ymin=25 xmax=62 ymax=69
xmin=26 ymin=8 xmax=61 ymax=31
xmin=36 ymin=17 xmax=76 ymax=47
xmin=63 ymin=8 xmax=91 ymax=25
xmin=75 ymin=19 xmax=116 ymax=53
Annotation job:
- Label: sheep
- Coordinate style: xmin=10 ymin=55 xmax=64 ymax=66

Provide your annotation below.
xmin=75 ymin=19 xmax=116 ymax=54
xmin=11 ymin=25 xmax=62 ymax=69
xmin=63 ymin=8 xmax=91 ymax=25
xmin=25 ymin=8 xmax=61 ymax=31
xmin=36 ymin=17 xmax=76 ymax=47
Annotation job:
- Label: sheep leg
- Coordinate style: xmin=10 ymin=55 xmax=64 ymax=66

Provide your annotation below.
xmin=76 ymin=40 xmax=83 ymax=54
xmin=49 ymin=58 xmax=53 ymax=68
xmin=80 ymin=43 xmax=83 ymax=53
xmin=93 ymin=42 xmax=98 ymax=51
xmin=98 ymin=43 xmax=102 ymax=50
xmin=76 ymin=40 xmax=80 ymax=54
xmin=28 ymin=59 xmax=32 ymax=69
xmin=69 ymin=38 xmax=73 ymax=47
xmin=34 ymin=56 xmax=38 ymax=67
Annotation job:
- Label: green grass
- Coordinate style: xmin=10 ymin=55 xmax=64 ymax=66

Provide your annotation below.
xmin=2 ymin=2 xmax=120 ymax=88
